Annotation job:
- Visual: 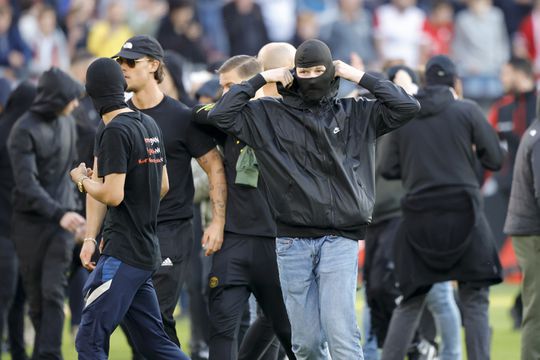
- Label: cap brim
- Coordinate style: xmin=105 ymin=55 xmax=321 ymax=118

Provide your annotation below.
xmin=112 ymin=49 xmax=144 ymax=60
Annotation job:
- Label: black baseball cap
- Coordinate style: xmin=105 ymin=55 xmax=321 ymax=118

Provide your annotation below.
xmin=425 ymin=55 xmax=456 ymax=86
xmin=114 ymin=35 xmax=164 ymax=61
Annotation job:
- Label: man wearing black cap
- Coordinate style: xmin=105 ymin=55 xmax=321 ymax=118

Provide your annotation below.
xmin=113 ymin=35 xmax=226 ymax=349
xmin=7 ymin=68 xmax=85 ymax=359
xmin=207 ymin=39 xmax=420 ymax=359
xmin=70 ymin=57 xmax=189 ymax=360
xmin=379 ymin=55 xmax=504 ymax=360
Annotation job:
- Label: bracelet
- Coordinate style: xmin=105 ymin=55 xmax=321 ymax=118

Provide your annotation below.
xmin=83 ymin=237 xmax=97 ymax=246
xmin=77 ymin=175 xmax=89 ymax=193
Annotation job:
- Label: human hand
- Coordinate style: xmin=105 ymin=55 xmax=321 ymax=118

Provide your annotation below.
xmin=60 ymin=211 xmax=86 ymax=233
xmin=70 ymin=163 xmax=92 ymax=184
xmin=333 ymin=60 xmax=364 ymax=83
xmin=201 ymin=220 xmax=224 ymax=256
xmin=260 ymin=68 xmax=294 ymax=88
xmin=8 ymin=51 xmax=24 ymax=68
xmin=80 ymin=240 xmax=96 ymax=271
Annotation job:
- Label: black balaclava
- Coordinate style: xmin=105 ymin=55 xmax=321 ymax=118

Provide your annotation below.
xmin=85 ymin=58 xmax=127 ymax=116
xmin=294 ymin=39 xmax=335 ymax=103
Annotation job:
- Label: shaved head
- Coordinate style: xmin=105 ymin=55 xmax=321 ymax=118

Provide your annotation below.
xmin=258 ymin=42 xmax=296 ymax=71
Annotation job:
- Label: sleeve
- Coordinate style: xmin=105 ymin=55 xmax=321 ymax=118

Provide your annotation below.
xmin=97 ymin=126 xmax=131 ymax=177
xmin=378 ymin=130 xmax=402 ymax=180
xmin=530 ymin=141 xmax=540 ymax=209
xmin=470 ymin=102 xmax=504 ymax=171
xmin=206 ymin=74 xmax=272 ymax=149
xmin=192 ymin=104 xmax=227 ymax=146
xmin=7 ymin=125 xmax=66 ymax=222
xmin=356 ymin=73 xmax=421 ymax=138
xmin=185 ymin=120 xmax=217 ymax=158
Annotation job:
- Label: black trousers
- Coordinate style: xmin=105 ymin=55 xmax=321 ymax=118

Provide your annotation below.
xmin=239 ymin=309 xmax=281 ymax=360
xmin=11 ymin=213 xmax=72 ymax=360
xmin=0 ymin=235 xmax=28 ymax=360
xmin=208 ymin=233 xmax=295 ymax=360
xmin=127 ymin=219 xmax=194 ymax=359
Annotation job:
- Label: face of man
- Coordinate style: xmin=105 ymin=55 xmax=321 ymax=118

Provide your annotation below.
xmin=296 ymin=65 xmax=327 ymax=79
xmin=219 ymin=69 xmax=245 ymax=94
xmin=500 ymin=63 xmax=515 ymax=93
xmin=116 ymin=56 xmax=159 ymax=93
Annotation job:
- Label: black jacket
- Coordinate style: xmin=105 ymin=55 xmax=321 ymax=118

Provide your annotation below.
xmin=381 ymin=86 xmax=502 ymax=193
xmin=7 ymin=68 xmax=83 ymax=222
xmin=0 ymin=82 xmax=36 ymax=237
xmin=504 ymin=119 xmax=540 ymax=235
xmin=208 ymin=73 xmax=420 ymax=240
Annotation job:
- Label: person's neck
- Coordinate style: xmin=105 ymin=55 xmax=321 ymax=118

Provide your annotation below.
xmin=102 ymin=107 xmax=132 ymax=125
xmin=261 ymin=83 xmax=281 ymax=98
xmin=131 ymin=81 xmax=165 ymax=110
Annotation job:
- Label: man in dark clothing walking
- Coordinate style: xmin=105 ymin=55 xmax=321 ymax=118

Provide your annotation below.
xmin=380 ymin=55 xmax=504 ymax=360
xmin=71 ymin=57 xmax=189 ymax=360
xmin=504 ymin=99 xmax=540 ymax=360
xmin=7 ymin=68 xmax=86 ymax=360
xmin=207 ymin=39 xmax=420 ymax=359
xmin=0 ymin=81 xmax=35 ymax=360
xmin=112 ymin=35 xmax=226 ymax=350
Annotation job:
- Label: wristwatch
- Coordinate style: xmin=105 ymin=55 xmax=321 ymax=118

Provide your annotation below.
xmin=77 ymin=176 xmax=89 ymax=193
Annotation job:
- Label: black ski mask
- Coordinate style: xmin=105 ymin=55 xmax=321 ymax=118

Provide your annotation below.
xmin=294 ymin=39 xmax=336 ymax=103
xmin=85 ymin=58 xmax=127 ymax=116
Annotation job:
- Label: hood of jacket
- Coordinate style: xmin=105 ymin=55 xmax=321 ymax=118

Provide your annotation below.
xmin=163 ymin=50 xmax=195 ymax=106
xmin=416 ymin=85 xmax=455 ymax=118
xmin=30 ymin=67 xmax=83 ymax=120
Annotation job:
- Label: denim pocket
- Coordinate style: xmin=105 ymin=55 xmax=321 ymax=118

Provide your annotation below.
xmin=276 ymin=238 xmax=295 ymax=254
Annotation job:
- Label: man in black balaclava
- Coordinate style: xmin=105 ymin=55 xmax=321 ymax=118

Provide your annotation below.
xmin=206 ymin=39 xmax=420 ymax=359
xmin=70 ymin=58 xmax=189 ymax=360
xmin=7 ymin=68 xmax=85 ymax=360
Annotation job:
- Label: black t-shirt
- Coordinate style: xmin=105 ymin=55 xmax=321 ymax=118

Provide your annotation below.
xmin=193 ymin=105 xmax=276 ymax=238
xmin=96 ymin=111 xmax=166 ymax=271
xmin=128 ymin=96 xmax=215 ymax=223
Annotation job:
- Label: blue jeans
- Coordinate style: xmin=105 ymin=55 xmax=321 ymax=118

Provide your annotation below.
xmin=426 ymin=282 xmax=461 ymax=360
xmin=276 ymin=236 xmax=364 ymax=360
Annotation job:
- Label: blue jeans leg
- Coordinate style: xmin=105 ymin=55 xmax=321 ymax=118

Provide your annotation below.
xmin=318 ymin=236 xmax=364 ymax=360
xmin=426 ymin=282 xmax=461 ymax=360
xmin=275 ymin=237 xmax=328 ymax=360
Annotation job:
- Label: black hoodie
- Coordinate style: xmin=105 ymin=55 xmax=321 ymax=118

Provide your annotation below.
xmin=7 ymin=68 xmax=83 ymax=222
xmin=381 ymin=85 xmax=503 ymax=194
xmin=207 ymin=73 xmax=420 ymax=240
xmin=0 ymin=82 xmax=36 ymax=236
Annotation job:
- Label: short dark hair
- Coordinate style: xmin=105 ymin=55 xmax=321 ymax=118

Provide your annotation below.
xmin=218 ymin=55 xmax=262 ymax=79
xmin=508 ymin=57 xmax=534 ymax=79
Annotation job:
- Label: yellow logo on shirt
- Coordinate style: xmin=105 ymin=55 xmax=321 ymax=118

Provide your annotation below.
xmin=209 ymin=276 xmax=219 ymax=288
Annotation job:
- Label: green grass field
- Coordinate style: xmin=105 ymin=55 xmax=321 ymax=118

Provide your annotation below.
xmin=1 ymin=283 xmax=521 ymax=359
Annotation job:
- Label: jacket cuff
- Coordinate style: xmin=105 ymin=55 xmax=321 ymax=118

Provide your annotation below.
xmin=52 ymin=208 xmax=66 ymax=223
xmin=247 ymin=74 xmax=267 ymax=92
xmin=358 ymin=72 xmax=379 ymax=92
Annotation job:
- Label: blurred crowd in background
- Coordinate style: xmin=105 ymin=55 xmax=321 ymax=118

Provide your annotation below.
xmin=0 ymin=0 xmax=538 ymax=105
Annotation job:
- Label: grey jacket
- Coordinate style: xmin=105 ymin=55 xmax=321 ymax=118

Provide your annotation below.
xmin=504 ymin=119 xmax=540 ymax=235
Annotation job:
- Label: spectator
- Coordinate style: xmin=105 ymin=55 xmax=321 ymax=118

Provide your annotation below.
xmin=157 ymin=0 xmax=207 ymax=65
xmin=290 ymin=11 xmax=319 ymax=48
xmin=87 ymin=2 xmax=133 ymax=57
xmin=514 ymin=0 xmax=540 ymax=81
xmin=160 ymin=50 xmax=197 ymax=106
xmin=222 ymin=0 xmax=269 ymax=56
xmin=27 ymin=5 xmax=70 ymax=78
xmin=64 ymin=0 xmax=96 ymax=58
xmin=452 ymin=0 xmax=509 ymax=101
xmin=323 ymin=0 xmax=377 ymax=66
xmin=0 ymin=4 xmax=31 ymax=78
xmin=374 ymin=0 xmax=427 ymax=68
xmin=421 ymin=0 xmax=454 ymax=62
